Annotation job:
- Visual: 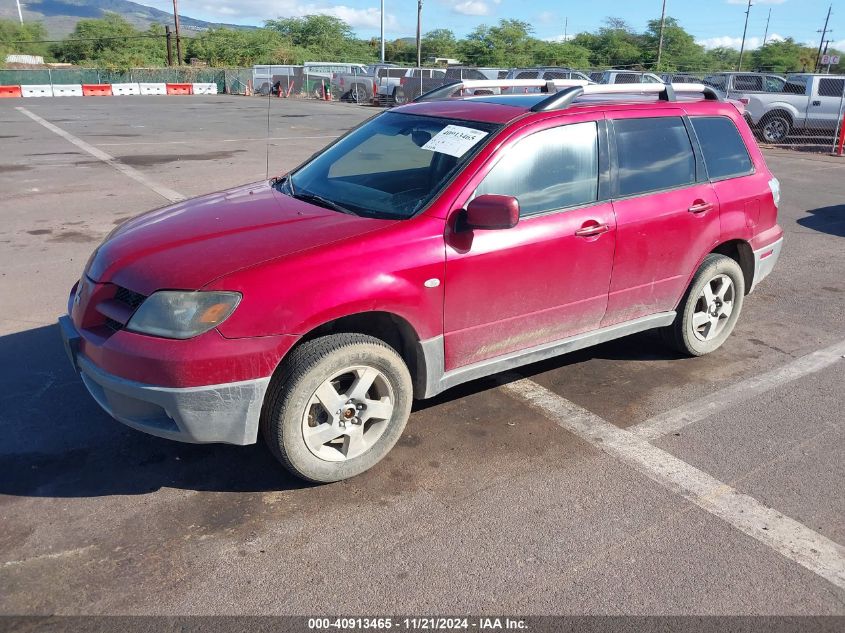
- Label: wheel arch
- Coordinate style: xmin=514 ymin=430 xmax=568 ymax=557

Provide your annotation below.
xmin=759 ymin=108 xmax=794 ymax=126
xmin=281 ymin=310 xmax=431 ymax=399
xmin=711 ymin=239 xmax=754 ymax=295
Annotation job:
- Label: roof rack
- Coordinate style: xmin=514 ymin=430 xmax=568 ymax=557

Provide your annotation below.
xmin=412 ymin=80 xmax=723 ymax=111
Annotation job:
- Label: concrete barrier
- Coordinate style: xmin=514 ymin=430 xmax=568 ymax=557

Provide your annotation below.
xmin=82 ymin=84 xmax=113 ymax=96
xmin=52 ymin=84 xmax=84 ymax=97
xmin=111 ymin=83 xmax=141 ymax=96
xmin=0 ymin=85 xmax=23 ymax=98
xmin=192 ymin=83 xmax=218 ymax=95
xmin=21 ymin=85 xmax=53 ymax=98
xmin=138 ymin=83 xmax=167 ymax=95
xmin=166 ymin=83 xmax=193 ymax=95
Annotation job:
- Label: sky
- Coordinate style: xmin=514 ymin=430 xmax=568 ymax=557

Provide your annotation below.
xmin=136 ymin=0 xmax=844 ymax=51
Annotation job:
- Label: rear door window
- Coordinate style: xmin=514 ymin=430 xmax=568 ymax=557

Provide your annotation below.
xmin=690 ymin=117 xmax=753 ymax=181
xmin=474 ymin=122 xmax=599 ymax=216
xmin=734 ymin=75 xmax=763 ymax=91
xmin=516 ymin=71 xmax=539 ymax=79
xmin=818 ymin=78 xmax=845 ymax=97
xmin=615 ymin=73 xmax=639 ymax=84
xmin=612 ymin=117 xmax=696 ymax=196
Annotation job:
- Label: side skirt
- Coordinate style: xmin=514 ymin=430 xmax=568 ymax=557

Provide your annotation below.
xmin=416 ymin=312 xmax=677 ymax=399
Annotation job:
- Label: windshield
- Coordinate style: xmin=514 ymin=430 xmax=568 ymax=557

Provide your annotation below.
xmin=286 ymin=112 xmax=500 ymax=219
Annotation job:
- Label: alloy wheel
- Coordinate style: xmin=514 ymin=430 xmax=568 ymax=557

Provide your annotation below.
xmin=692 ymin=274 xmax=735 ymax=342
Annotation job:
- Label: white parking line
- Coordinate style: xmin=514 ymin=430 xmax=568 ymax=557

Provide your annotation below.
xmin=501 ymin=377 xmax=845 ymax=591
xmin=15 ymin=107 xmax=186 ymax=203
xmin=629 ymin=339 xmax=845 ymax=441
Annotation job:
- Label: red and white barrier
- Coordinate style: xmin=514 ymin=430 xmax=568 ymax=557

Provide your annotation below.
xmin=0 ymin=83 xmax=222 ymax=98
xmin=192 ymin=83 xmax=218 ymax=95
xmin=52 ymin=84 xmax=83 ymax=97
xmin=0 ymin=85 xmax=23 ymax=98
xmin=139 ymin=83 xmax=167 ymax=95
xmin=21 ymin=85 xmax=53 ymax=97
xmin=166 ymin=83 xmax=193 ymax=95
xmin=111 ymin=83 xmax=141 ymax=96
xmin=82 ymin=84 xmax=113 ymax=96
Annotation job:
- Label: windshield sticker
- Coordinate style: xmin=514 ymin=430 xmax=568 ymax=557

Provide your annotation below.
xmin=422 ymin=125 xmax=488 ymax=158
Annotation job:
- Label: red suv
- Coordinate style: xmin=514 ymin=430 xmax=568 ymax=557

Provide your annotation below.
xmin=60 ymin=82 xmax=783 ymax=482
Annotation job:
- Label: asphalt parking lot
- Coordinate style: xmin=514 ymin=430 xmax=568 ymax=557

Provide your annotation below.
xmin=0 ymin=95 xmax=843 ymax=616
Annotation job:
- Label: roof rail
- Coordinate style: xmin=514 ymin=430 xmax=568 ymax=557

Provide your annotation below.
xmin=413 ymin=80 xmax=722 ymax=110
xmin=413 ymin=79 xmax=590 ymax=103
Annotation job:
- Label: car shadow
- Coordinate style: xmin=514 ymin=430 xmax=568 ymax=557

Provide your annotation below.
xmin=797 ymin=204 xmax=845 ymax=237
xmin=0 ymin=323 xmax=681 ymax=499
xmin=0 ymin=324 xmax=313 ymax=498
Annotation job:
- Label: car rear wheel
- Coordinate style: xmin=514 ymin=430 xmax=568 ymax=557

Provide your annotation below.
xmin=759 ymin=114 xmax=791 ymax=143
xmin=261 ymin=333 xmax=413 ymax=483
xmin=350 ymin=83 xmax=367 ymax=103
xmin=661 ymin=254 xmax=745 ymax=356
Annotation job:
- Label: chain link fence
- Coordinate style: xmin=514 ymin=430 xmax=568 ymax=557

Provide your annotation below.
xmin=3 ymin=65 xmax=843 ymax=154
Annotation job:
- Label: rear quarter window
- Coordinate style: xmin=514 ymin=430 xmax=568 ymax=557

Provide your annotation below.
xmin=690 ymin=116 xmax=753 ymax=181
xmin=612 ymin=117 xmax=696 ymax=196
xmin=818 ymin=78 xmax=845 ymax=98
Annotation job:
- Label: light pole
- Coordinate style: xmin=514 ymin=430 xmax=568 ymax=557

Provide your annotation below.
xmin=416 ymin=0 xmax=423 ymax=68
xmin=380 ymin=0 xmax=385 ymax=63
xmin=656 ymin=0 xmax=667 ymax=70
xmin=737 ymin=0 xmax=752 ymax=72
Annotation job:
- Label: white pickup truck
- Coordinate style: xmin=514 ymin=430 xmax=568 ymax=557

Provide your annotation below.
xmin=744 ymin=73 xmax=845 ymax=143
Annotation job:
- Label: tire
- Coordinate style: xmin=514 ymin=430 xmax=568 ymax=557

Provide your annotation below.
xmin=759 ymin=113 xmax=791 ymax=143
xmin=350 ymin=83 xmax=367 ymax=104
xmin=661 ymin=254 xmax=745 ymax=357
xmin=261 ymin=333 xmax=413 ymax=483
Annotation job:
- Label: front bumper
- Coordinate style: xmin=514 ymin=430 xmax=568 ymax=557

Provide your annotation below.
xmin=59 ymin=315 xmax=270 ymax=445
xmin=750 ymin=237 xmax=784 ymax=292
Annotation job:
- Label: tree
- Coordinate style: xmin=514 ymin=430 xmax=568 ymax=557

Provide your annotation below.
xmin=187 ymin=28 xmax=289 ymax=66
xmin=458 ymin=20 xmax=535 ymax=67
xmin=572 ymin=18 xmax=645 ymax=68
xmin=531 ymin=41 xmax=592 ymax=68
xmin=751 ymin=38 xmax=815 ymax=73
xmin=422 ymin=29 xmax=457 ymax=60
xmin=704 ymin=47 xmax=740 ymax=72
xmin=51 ymin=14 xmax=166 ymax=69
xmin=0 ymin=19 xmax=50 ymax=60
xmin=264 ymin=14 xmax=374 ymax=62
xmin=642 ymin=17 xmax=708 ymax=71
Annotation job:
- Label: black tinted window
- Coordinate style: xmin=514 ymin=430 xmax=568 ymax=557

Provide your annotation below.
xmin=690 ymin=117 xmax=753 ymax=180
xmin=543 ymin=71 xmax=567 ymax=80
xmin=613 ymin=117 xmax=696 ymax=196
xmin=516 ymin=71 xmax=538 ymax=79
xmin=783 ymin=79 xmax=806 ymax=94
xmin=476 ymin=122 xmax=599 ymax=216
xmin=819 ymin=78 xmax=845 ymax=97
xmin=616 ymin=73 xmax=639 ymax=84
xmin=704 ymin=75 xmax=727 ymax=89
xmin=734 ymin=75 xmax=763 ymax=91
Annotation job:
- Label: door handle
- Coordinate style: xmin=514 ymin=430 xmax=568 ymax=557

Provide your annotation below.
xmin=688 ymin=201 xmax=714 ymax=214
xmin=575 ymin=222 xmax=610 ymax=237
xmin=812 ymin=100 xmax=821 ymax=106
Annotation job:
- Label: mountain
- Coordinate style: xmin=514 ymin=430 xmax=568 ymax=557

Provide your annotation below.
xmin=3 ymin=0 xmax=256 ymax=38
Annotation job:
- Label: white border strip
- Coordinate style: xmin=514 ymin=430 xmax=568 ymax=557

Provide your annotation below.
xmin=501 ymin=378 xmax=845 ymax=590
xmin=629 ymin=339 xmax=845 ymax=441
xmin=16 ymin=106 xmax=185 ymax=203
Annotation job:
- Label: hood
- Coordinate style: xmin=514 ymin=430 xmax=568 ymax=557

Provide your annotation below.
xmin=88 ymin=181 xmax=395 ymax=294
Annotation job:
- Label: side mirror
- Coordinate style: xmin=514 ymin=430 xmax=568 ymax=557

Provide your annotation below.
xmin=463 ymin=195 xmax=520 ymax=231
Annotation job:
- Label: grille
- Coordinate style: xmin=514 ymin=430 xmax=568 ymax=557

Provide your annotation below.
xmin=114 ymin=286 xmax=146 ymax=310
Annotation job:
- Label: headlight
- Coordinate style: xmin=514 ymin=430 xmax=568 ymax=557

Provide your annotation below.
xmin=126 ymin=291 xmax=241 ymax=339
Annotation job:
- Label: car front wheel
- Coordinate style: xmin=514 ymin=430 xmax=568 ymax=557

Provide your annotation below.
xmin=662 ymin=253 xmax=745 ymax=356
xmin=261 ymin=333 xmax=413 ymax=482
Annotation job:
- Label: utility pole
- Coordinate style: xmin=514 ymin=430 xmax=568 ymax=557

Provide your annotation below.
xmin=172 ymin=0 xmax=183 ymax=66
xmin=762 ymin=7 xmax=771 ymax=46
xmin=737 ymin=0 xmax=752 ymax=71
xmin=16 ymin=0 xmax=23 ymax=24
xmin=564 ymin=17 xmax=568 ymax=42
xmin=656 ymin=0 xmax=667 ymax=70
xmin=815 ymin=4 xmax=832 ymax=72
xmin=380 ymin=0 xmax=385 ymax=63
xmin=165 ymin=25 xmax=173 ymax=66
xmin=416 ymin=0 xmax=423 ymax=68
